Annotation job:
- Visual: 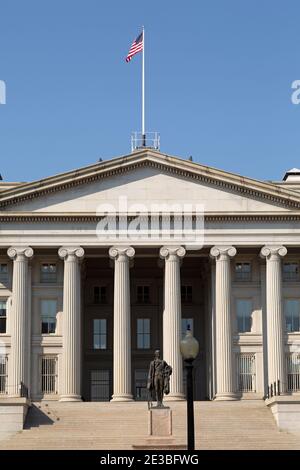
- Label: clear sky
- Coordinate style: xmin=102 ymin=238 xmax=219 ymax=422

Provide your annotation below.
xmin=0 ymin=0 xmax=300 ymax=183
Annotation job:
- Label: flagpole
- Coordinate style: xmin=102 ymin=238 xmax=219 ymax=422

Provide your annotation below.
xmin=142 ymin=26 xmax=145 ymax=147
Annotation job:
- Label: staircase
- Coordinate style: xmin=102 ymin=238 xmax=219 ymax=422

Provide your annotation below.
xmin=0 ymin=400 xmax=299 ymax=450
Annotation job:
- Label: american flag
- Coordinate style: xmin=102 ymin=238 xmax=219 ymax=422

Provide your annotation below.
xmin=126 ymin=32 xmax=143 ymax=63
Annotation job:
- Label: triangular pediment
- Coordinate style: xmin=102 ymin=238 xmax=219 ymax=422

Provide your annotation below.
xmin=1 ymin=149 xmax=300 ymax=216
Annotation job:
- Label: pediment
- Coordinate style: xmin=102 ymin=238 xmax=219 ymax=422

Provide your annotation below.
xmin=0 ymin=150 xmax=300 ymax=216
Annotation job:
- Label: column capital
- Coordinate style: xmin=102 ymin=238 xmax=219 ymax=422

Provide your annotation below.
xmin=159 ymin=245 xmax=186 ymax=260
xmin=260 ymin=245 xmax=287 ymax=260
xmin=210 ymin=245 xmax=237 ymax=261
xmin=109 ymin=246 xmax=135 ymax=261
xmin=7 ymin=246 xmax=34 ymax=260
xmin=58 ymin=246 xmax=85 ymax=261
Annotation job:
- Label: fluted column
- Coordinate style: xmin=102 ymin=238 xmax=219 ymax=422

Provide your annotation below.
xmin=7 ymin=246 xmax=33 ymax=397
xmin=160 ymin=246 xmax=186 ymax=401
xmin=260 ymin=246 xmax=287 ymax=393
xmin=58 ymin=246 xmax=85 ymax=402
xmin=109 ymin=246 xmax=135 ymax=402
xmin=210 ymin=246 xmax=237 ymax=400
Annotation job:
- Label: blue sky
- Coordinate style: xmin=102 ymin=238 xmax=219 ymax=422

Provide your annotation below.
xmin=0 ymin=0 xmax=300 ymax=182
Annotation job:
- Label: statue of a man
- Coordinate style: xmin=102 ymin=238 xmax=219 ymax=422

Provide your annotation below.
xmin=147 ymin=350 xmax=172 ymax=408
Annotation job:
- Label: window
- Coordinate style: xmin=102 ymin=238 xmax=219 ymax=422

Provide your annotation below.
xmin=181 ymin=318 xmax=194 ymax=338
xmin=283 ymin=263 xmax=299 ymax=281
xmin=137 ymin=286 xmax=150 ymax=304
xmin=0 ymin=355 xmax=7 ymax=394
xmin=41 ymin=300 xmax=57 ymax=334
xmin=90 ymin=370 xmax=110 ymax=401
xmin=94 ymin=286 xmax=107 ymax=304
xmin=235 ymin=262 xmax=251 ymax=281
xmin=0 ymin=264 xmax=8 ymax=282
xmin=181 ymin=285 xmax=193 ymax=303
xmin=287 ymin=353 xmax=300 ymax=392
xmin=285 ymin=299 xmax=300 ymax=332
xmin=93 ymin=319 xmax=107 ymax=350
xmin=0 ymin=300 xmax=7 ymax=334
xmin=137 ymin=318 xmax=150 ymax=349
xmin=40 ymin=263 xmax=57 ymax=283
xmin=236 ymin=299 xmax=252 ymax=333
xmin=135 ymin=370 xmax=148 ymax=401
xmin=237 ymin=354 xmax=256 ymax=392
xmin=41 ymin=356 xmax=57 ymax=394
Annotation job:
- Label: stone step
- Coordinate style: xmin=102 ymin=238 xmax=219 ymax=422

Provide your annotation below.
xmin=0 ymin=400 xmax=299 ymax=450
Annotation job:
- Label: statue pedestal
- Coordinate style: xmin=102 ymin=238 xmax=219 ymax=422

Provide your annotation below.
xmin=149 ymin=408 xmax=172 ymax=436
xmin=132 ymin=407 xmax=186 ymax=450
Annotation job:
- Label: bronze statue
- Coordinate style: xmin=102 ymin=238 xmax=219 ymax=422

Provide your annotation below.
xmin=147 ymin=350 xmax=172 ymax=408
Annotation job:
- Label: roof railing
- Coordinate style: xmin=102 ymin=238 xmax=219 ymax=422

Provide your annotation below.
xmin=131 ymin=132 xmax=160 ymax=152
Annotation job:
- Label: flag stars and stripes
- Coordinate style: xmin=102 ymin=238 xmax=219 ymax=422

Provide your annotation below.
xmin=126 ymin=32 xmax=143 ymax=62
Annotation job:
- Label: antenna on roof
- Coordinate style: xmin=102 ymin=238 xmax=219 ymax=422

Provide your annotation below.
xmin=98 ymin=158 xmax=103 ymax=162
xmin=189 ymin=156 xmax=193 ymax=161
xmin=0 ymin=174 xmax=3 ymax=181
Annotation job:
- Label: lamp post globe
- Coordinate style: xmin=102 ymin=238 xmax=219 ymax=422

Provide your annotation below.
xmin=180 ymin=326 xmax=199 ymax=452
xmin=180 ymin=327 xmax=199 ymax=360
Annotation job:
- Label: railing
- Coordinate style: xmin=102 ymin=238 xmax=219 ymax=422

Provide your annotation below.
xmin=20 ymin=382 xmax=29 ymax=398
xmin=265 ymin=380 xmax=281 ymax=399
xmin=0 ymin=355 xmax=8 ymax=394
xmin=287 ymin=353 xmax=300 ymax=392
xmin=41 ymin=356 xmax=58 ymax=394
xmin=134 ymin=369 xmax=148 ymax=401
xmin=131 ymin=132 xmax=160 ymax=152
xmin=0 ymin=354 xmax=29 ymax=397
xmin=237 ymin=353 xmax=256 ymax=392
xmin=90 ymin=370 xmax=110 ymax=402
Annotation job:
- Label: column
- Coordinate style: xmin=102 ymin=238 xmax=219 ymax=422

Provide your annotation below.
xmin=109 ymin=246 xmax=135 ymax=402
xmin=210 ymin=245 xmax=237 ymax=400
xmin=210 ymin=260 xmax=217 ymax=399
xmin=260 ymin=261 xmax=269 ymax=396
xmin=260 ymin=245 xmax=287 ymax=393
xmin=160 ymin=246 xmax=186 ymax=400
xmin=58 ymin=246 xmax=85 ymax=402
xmin=7 ymin=246 xmax=34 ymax=397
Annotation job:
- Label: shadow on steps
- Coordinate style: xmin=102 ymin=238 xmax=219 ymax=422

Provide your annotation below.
xmin=24 ymin=404 xmax=55 ymax=429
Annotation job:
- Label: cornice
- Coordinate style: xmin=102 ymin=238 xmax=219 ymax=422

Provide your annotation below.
xmin=1 ymin=211 xmax=300 ymax=223
xmin=1 ymin=151 xmax=300 ymax=209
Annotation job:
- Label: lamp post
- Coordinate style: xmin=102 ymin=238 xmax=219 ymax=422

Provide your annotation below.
xmin=180 ymin=326 xmax=199 ymax=451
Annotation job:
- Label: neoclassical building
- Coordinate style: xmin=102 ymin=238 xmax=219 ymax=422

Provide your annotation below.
xmin=1 ymin=149 xmax=300 ymax=411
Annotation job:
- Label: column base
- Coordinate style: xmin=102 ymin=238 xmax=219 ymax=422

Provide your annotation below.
xmin=59 ymin=395 xmax=82 ymax=402
xmin=164 ymin=393 xmax=185 ymax=402
xmin=214 ymin=392 xmax=238 ymax=401
xmin=110 ymin=394 xmax=134 ymax=402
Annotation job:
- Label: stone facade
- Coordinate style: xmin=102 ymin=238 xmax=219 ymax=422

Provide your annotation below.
xmin=1 ymin=149 xmax=300 ymax=405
